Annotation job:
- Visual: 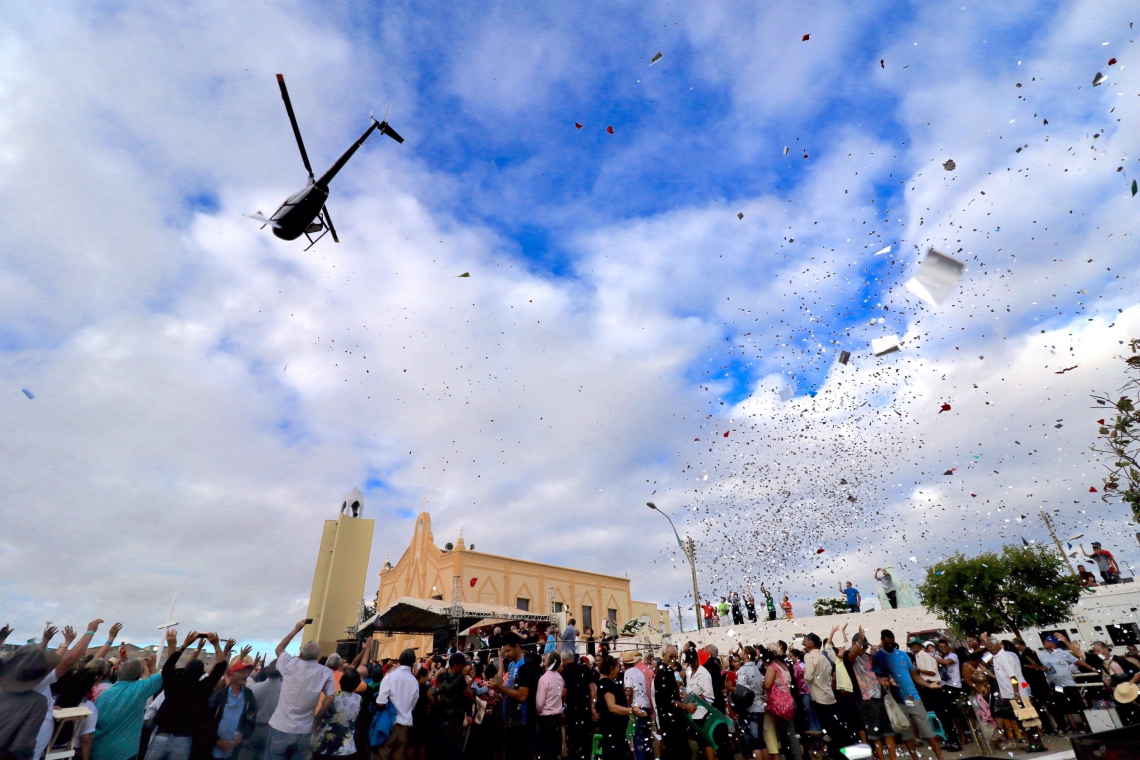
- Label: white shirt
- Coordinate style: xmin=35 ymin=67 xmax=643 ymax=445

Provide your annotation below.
xmin=268 ymin=652 xmax=335 ymax=734
xmin=622 ymin=666 xmax=650 ymax=710
xmin=1040 ymin=649 xmax=1079 ymax=688
xmin=78 ymin=699 xmax=99 ymax=737
xmin=992 ymin=649 xmax=1030 ymax=700
xmin=376 ymin=665 xmax=420 ymax=727
xmin=33 ymin=670 xmax=59 ymax=760
xmin=685 ymin=666 xmax=714 ymax=720
xmin=937 ymin=652 xmax=961 ymax=689
xmin=914 ymin=650 xmax=939 ymax=687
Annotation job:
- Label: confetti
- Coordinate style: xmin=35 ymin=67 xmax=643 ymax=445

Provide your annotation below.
xmin=575 ymin=122 xmax=583 ymax=129
xmin=802 ymin=33 xmax=810 ymax=41
xmin=905 ymin=248 xmax=966 ymax=307
xmin=457 ymin=272 xmax=470 ymax=277
xmin=939 ymin=403 xmax=951 ymax=413
xmin=1093 ymin=72 xmax=1107 ymax=86
xmin=871 ymin=335 xmax=901 ymax=356
xmin=470 ymin=577 xmax=477 ymax=587
xmin=606 ymin=125 xmax=614 ymax=134
xmin=650 ymin=51 xmax=663 ymax=65
xmin=738 ymin=212 xmax=744 ymax=220
xmin=21 ymin=389 xmax=34 ymax=399
xmin=942 ymin=159 xmax=956 ymax=171
xmin=838 ymin=350 xmax=851 ymax=365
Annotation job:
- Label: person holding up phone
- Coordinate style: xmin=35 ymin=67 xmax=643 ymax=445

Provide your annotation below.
xmin=266 ymin=620 xmax=334 ymax=760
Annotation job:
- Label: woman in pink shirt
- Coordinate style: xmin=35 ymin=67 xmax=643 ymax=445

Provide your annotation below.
xmin=535 ymin=653 xmax=566 ymax=760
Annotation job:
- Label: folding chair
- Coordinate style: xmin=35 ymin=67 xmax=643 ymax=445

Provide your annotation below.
xmin=47 ymin=707 xmax=93 ymax=760
xmin=683 ymin=694 xmax=732 ymax=751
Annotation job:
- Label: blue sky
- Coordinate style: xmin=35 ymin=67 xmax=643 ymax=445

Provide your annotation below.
xmin=1 ymin=0 xmax=1139 ymax=643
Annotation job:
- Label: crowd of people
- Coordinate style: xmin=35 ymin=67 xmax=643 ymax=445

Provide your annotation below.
xmin=5 ymin=612 xmax=1140 ymax=760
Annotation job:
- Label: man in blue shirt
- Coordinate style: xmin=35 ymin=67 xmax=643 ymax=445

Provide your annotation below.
xmin=871 ymin=630 xmax=945 ymax=760
xmin=839 ymin=582 xmax=861 ymax=613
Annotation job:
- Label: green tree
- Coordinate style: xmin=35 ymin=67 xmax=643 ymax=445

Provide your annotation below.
xmin=1091 ymin=338 xmax=1140 ymax=521
xmin=812 ymin=597 xmax=849 ymax=617
xmin=917 ymin=544 xmax=1081 ymax=637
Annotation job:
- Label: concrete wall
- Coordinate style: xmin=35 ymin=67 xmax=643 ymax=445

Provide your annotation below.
xmin=304 ymin=512 xmax=375 ymax=657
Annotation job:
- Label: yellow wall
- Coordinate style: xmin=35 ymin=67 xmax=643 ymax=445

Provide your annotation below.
xmin=304 ymin=510 xmax=375 ymax=657
xmin=372 ymin=512 xmax=668 ymax=659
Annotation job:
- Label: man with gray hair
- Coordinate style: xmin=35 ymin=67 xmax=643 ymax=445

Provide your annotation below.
xmin=266 ymin=620 xmax=334 ymax=760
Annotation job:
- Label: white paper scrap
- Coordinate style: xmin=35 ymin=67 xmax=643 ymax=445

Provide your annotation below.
xmin=905 ymin=247 xmax=965 ymax=306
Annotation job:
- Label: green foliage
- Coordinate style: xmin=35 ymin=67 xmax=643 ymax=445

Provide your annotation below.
xmin=621 ymin=618 xmax=647 ymax=636
xmin=1091 ymin=338 xmax=1140 ymax=522
xmin=812 ymin=597 xmax=850 ymax=617
xmin=918 ymin=544 xmax=1082 ymax=636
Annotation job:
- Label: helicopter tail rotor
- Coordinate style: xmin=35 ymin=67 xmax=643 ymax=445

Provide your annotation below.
xmin=373 ymin=104 xmax=404 ymax=144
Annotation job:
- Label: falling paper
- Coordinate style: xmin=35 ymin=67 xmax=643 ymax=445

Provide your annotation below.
xmin=905 ymin=248 xmax=965 ymax=307
xmin=871 ymin=335 xmax=900 ymax=356
xmin=575 ymin=122 xmax=583 ymax=129
xmin=737 ymin=212 xmax=744 ymax=220
xmin=942 ymin=159 xmax=956 ymax=171
xmin=21 ymin=389 xmax=34 ymax=399
xmin=726 ymin=628 xmax=736 ymax=637
xmin=779 ymin=382 xmax=795 ymax=402
xmin=1093 ymin=72 xmax=1107 ymax=86
xmin=1133 ymin=179 xmax=1137 ymax=197
xmin=840 ymin=745 xmax=873 ymax=760
xmin=838 ymin=350 xmax=851 ymax=365
xmin=873 ymin=245 xmax=891 ymax=256
xmin=469 ymin=577 xmax=477 ymax=587
xmin=909 ymin=556 xmax=918 ymax=562
xmin=802 ymin=33 xmax=810 ymax=41
xmin=650 ymin=51 xmax=663 ymax=64
xmin=606 ymin=125 xmax=614 ymax=134
xmin=783 ymin=146 xmax=789 ymax=155
xmin=457 ymin=272 xmax=470 ymax=277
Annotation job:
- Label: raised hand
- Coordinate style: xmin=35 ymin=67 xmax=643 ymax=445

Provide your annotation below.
xmin=42 ymin=625 xmax=59 ymax=648
xmin=108 ymin=622 xmax=123 ymax=641
xmin=166 ymin=628 xmax=179 ymax=646
xmin=195 ymin=637 xmax=207 ymax=651
xmin=63 ymin=626 xmax=78 ymax=645
xmin=206 ymin=632 xmax=220 ymax=646
xmin=181 ymin=631 xmax=199 ymax=649
xmin=295 ymin=619 xmax=310 ymax=632
xmin=239 ymin=645 xmax=252 ymax=661
xmin=223 ymin=638 xmax=237 ymax=654
xmin=86 ymin=619 xmax=105 ymax=635
xmin=0 ymin=623 xmax=11 ymax=643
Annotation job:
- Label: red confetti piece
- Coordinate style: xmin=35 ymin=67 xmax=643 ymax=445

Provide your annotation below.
xmin=1089 ymin=487 xmax=1098 ymax=492
xmin=802 ymin=33 xmax=810 ymax=41
xmin=694 ymin=438 xmax=700 ymax=441
xmin=606 ymin=125 xmax=614 ymax=134
xmin=816 ymin=548 xmax=825 ymax=554
xmin=1108 ymin=58 xmax=1117 ymax=65
xmin=575 ymin=122 xmax=583 ymax=129
xmin=939 ymin=403 xmax=951 ymax=413
xmin=970 ymin=493 xmax=977 ymax=497
xmin=724 ymin=431 xmax=729 ymax=437
xmin=803 ymin=154 xmax=809 ymax=159
xmin=1098 ymin=419 xmax=1106 ymax=425
xmin=470 ymin=577 xmax=477 ymax=587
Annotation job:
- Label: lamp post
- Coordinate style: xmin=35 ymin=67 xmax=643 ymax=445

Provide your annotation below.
xmin=647 ymin=502 xmax=702 ymax=631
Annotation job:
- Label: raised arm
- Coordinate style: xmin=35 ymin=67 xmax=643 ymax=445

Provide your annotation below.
xmin=162 ymin=629 xmax=186 ymax=675
xmin=56 ymin=620 xmax=104 ymax=676
xmin=277 ymin=619 xmax=308 ymax=658
xmin=93 ymin=623 xmax=123 ymax=661
xmin=0 ymin=623 xmax=11 ymax=647
xmin=1079 ymin=544 xmax=1092 ymax=558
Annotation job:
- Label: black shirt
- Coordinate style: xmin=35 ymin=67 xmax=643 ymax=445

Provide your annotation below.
xmin=595 ymin=677 xmax=628 ymax=740
xmin=504 ymin=653 xmax=542 ymax=727
xmin=562 ymin=661 xmax=594 ymax=714
xmin=155 ymin=648 xmax=227 ymax=736
xmin=653 ymin=664 xmax=684 ymax=728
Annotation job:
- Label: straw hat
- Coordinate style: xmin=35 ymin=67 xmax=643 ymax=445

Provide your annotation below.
xmin=1114 ymin=681 xmax=1139 ymax=704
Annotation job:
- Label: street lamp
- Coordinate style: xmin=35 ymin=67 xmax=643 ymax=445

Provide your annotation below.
xmin=647 ymin=502 xmax=702 ymax=631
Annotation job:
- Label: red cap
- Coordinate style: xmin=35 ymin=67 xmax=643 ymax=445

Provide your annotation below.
xmin=228 ymin=660 xmax=254 ymax=675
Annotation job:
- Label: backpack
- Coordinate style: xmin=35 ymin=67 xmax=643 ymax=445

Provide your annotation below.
xmin=766 ymin=665 xmax=795 ymax=721
xmin=730 ymin=683 xmax=755 ymax=711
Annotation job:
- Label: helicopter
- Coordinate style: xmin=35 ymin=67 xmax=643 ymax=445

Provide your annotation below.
xmin=245 ymin=74 xmax=403 ymax=249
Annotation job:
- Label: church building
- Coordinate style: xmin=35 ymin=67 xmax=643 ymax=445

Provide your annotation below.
xmin=371 ymin=511 xmax=669 ymax=659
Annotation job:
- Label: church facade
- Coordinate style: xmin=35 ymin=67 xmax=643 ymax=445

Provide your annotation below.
xmin=372 ymin=511 xmax=669 ymax=659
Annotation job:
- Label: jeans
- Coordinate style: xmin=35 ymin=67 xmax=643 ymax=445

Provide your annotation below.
xmin=267 ymin=728 xmax=311 ymax=760
xmin=885 ymin=591 xmax=898 ymax=609
xmin=144 ymin=734 xmax=194 ymax=760
xmin=630 ymin=716 xmax=651 ymax=760
xmin=238 ymin=725 xmax=271 ymax=760
xmin=537 ymin=715 xmax=562 ymax=760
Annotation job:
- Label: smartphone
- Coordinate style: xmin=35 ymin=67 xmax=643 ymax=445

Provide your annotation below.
xmin=305 ymin=619 xmax=314 ymax=625
xmin=197 ymin=633 xmax=209 ymax=639
xmin=981 ymin=651 xmax=993 ymax=663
